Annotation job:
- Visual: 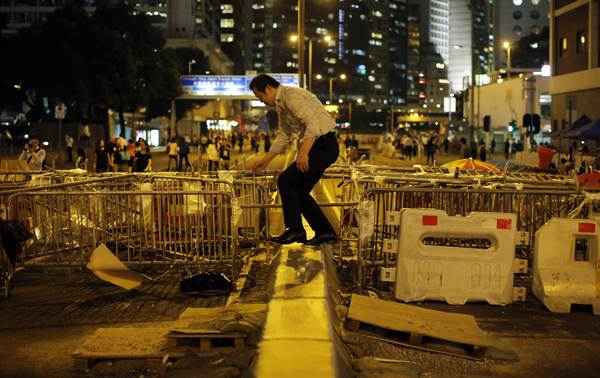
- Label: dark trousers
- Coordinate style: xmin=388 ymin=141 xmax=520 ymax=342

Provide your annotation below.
xmin=178 ymin=154 xmax=191 ymax=171
xmin=277 ymin=132 xmax=339 ymax=234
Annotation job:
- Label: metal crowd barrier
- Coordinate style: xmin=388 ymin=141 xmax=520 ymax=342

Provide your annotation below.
xmin=352 ymin=186 xmax=583 ymax=290
xmin=8 ymin=188 xmax=236 ymax=268
xmin=2 ymin=174 xmax=240 ymax=279
xmin=0 ymin=166 xmax=585 ymax=300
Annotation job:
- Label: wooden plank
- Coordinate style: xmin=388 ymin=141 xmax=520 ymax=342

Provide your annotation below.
xmin=169 ymin=332 xmax=245 ymax=339
xmin=73 ymin=327 xmax=168 ymax=358
xmin=169 ymin=328 xmax=222 ymax=335
xmin=347 ymin=294 xmax=494 ymax=347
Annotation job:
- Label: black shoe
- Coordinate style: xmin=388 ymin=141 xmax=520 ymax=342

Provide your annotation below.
xmin=305 ymin=232 xmax=337 ymax=246
xmin=271 ymin=229 xmax=307 ymax=244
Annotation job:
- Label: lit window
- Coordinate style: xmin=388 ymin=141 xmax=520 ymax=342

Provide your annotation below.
xmin=221 ymin=19 xmax=234 ymax=28
xmin=576 ymin=31 xmax=586 ymax=54
xmin=559 ymin=37 xmax=568 ymax=57
xmin=221 ymin=4 xmax=234 ymax=14
xmin=220 ymin=33 xmax=234 ymax=43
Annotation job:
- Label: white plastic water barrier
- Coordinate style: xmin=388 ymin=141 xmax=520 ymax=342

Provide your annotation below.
xmin=394 ymin=209 xmax=523 ymax=305
xmin=533 ymin=218 xmax=600 ymax=314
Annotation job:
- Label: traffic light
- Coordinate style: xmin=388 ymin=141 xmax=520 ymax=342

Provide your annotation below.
xmin=483 ymin=115 xmax=491 ymax=132
xmin=532 ymin=114 xmax=541 ymax=134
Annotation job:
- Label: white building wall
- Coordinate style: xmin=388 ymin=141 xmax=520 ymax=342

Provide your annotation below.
xmin=467 ymin=75 xmax=550 ymax=132
xmin=494 ymin=0 xmax=549 ymax=69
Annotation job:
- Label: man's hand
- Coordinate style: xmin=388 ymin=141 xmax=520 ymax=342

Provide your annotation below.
xmin=296 ymin=137 xmax=315 ymax=173
xmin=296 ymin=151 xmax=309 ymax=172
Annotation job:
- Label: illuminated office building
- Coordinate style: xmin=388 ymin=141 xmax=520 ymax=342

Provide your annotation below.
xmin=494 ymin=0 xmax=549 ymax=69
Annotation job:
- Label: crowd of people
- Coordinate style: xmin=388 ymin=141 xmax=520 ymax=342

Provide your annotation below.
xmin=10 ymin=126 xmax=599 ymax=175
xmin=17 ymin=139 xmax=46 ymax=170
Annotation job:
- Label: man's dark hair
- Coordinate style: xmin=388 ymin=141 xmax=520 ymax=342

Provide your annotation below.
xmin=249 ymin=74 xmax=280 ymax=92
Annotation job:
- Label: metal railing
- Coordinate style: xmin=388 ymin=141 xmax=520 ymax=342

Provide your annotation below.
xmin=0 ymin=167 xmax=587 ymax=299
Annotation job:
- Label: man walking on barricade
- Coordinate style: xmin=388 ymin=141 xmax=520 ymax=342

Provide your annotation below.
xmin=247 ymin=74 xmax=339 ymax=246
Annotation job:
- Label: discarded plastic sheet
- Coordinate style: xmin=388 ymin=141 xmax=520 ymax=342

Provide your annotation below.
xmin=313 ymin=178 xmax=342 ymax=234
xmin=358 ymin=201 xmax=375 ymax=241
xmin=86 ymin=244 xmax=144 ymax=290
xmin=533 ymin=218 xmax=600 ymax=314
xmin=138 ymin=182 xmax=154 ymax=231
xmin=232 ymin=197 xmax=242 ymax=228
xmin=183 ymin=182 xmax=207 ymax=215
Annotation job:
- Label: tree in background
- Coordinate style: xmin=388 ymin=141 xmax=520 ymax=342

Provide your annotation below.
xmin=3 ymin=2 xmax=209 ymax=139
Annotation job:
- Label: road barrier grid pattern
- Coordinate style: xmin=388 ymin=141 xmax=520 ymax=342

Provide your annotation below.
xmin=0 ymin=166 xmax=592 ymax=298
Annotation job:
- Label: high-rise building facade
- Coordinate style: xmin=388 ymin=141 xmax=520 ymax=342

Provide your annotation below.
xmin=218 ymin=0 xmax=250 ymax=74
xmin=426 ymin=0 xmax=450 ymax=64
xmin=550 ymin=0 xmax=600 ymax=135
xmin=448 ymin=0 xmax=471 ymax=92
xmin=471 ymin=0 xmax=495 ymax=78
xmin=495 ymin=0 xmax=549 ymax=69
xmin=0 ymin=0 xmax=97 ymax=36
xmin=0 ymin=0 xmax=220 ymax=40
xmin=336 ymin=0 xmax=408 ymax=108
xmin=388 ymin=0 xmax=408 ymax=106
xmin=448 ymin=0 xmax=494 ymax=92
xmin=405 ymin=0 xmax=448 ymax=112
xmin=406 ymin=1 xmax=424 ymax=108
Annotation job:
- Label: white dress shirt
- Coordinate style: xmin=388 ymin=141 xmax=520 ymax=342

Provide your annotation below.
xmin=270 ymin=85 xmax=336 ymax=154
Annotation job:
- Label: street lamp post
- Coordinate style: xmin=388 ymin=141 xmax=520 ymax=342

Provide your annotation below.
xmin=449 ymin=44 xmax=466 ymax=134
xmin=297 ymin=0 xmax=306 ymax=88
xmin=307 ymin=38 xmax=313 ymax=92
xmin=503 ymin=41 xmax=512 ymax=72
xmin=292 ymin=34 xmax=332 ymax=92
xmin=188 ymin=59 xmax=196 ymax=75
xmin=328 ymin=73 xmax=347 ymax=103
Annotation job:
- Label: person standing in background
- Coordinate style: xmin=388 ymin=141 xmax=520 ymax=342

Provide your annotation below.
xmin=65 ymin=134 xmax=74 ymax=164
xmin=166 ymin=138 xmax=179 ymax=171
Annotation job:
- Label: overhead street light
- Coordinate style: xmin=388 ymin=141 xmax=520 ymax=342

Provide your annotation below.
xmin=321 ymin=73 xmax=346 ymax=103
xmin=290 ymin=33 xmax=333 ymax=91
xmin=188 ymin=59 xmax=196 ymax=75
xmin=503 ymin=41 xmax=512 ymax=71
